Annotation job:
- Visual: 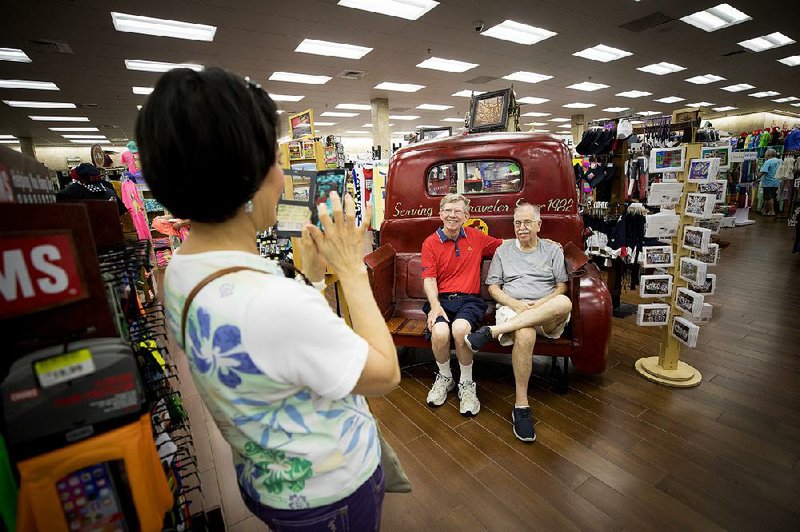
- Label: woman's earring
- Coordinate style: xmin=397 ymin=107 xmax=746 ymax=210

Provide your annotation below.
xmin=244 ymin=199 xmax=254 ymax=214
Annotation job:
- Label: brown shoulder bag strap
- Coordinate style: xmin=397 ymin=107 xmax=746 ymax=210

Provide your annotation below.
xmin=180 ymin=266 xmax=264 ymax=348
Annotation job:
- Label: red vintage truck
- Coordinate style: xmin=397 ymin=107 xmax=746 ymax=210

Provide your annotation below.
xmin=363 ymin=132 xmax=612 ymax=387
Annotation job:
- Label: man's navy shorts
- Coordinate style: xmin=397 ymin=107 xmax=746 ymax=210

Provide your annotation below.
xmin=422 ymin=293 xmax=488 ymax=339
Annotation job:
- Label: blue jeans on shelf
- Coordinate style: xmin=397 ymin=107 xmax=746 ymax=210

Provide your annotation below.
xmin=241 ymin=465 xmax=385 ymax=531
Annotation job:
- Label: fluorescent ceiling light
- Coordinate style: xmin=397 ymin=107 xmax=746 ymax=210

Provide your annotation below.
xmin=603 ymin=107 xmax=629 ymax=112
xmin=0 ymin=48 xmax=31 ymax=63
xmin=375 ymin=81 xmax=425 ymax=92
xmin=573 ymin=44 xmax=632 ymax=63
xmin=336 ymin=103 xmax=371 ymax=110
xmin=563 ymin=102 xmax=595 ymax=108
xmin=416 ymin=56 xmax=478 ymax=73
xmin=70 ymin=139 xmax=111 ymax=144
xmin=521 ymin=111 xmax=551 ymax=117
xmin=792 ymin=103 xmax=800 ymax=108
xmin=270 ymin=72 xmax=331 ymax=85
xmin=315 ymin=122 xmax=337 ymax=126
xmin=517 ymin=96 xmax=549 ymax=104
xmin=0 ymin=135 xmax=16 ymax=139
xmin=111 ymin=12 xmax=216 ymax=41
xmin=344 ymin=130 xmax=370 ymax=134
xmin=616 ymin=90 xmax=652 ymax=98
xmin=415 ymin=125 xmax=440 ymax=128
xmin=389 ymin=115 xmax=420 ymax=121
xmin=549 ymin=117 xmax=570 ymax=122
xmin=680 ymin=3 xmax=751 ymax=32
xmin=480 ymin=19 xmax=557 ymax=45
xmin=0 ymin=79 xmax=59 ymax=90
xmin=687 ymin=102 xmax=714 ymax=107
xmin=557 ymin=124 xmax=571 ymax=128
xmin=124 ymin=59 xmax=202 ymax=72
xmin=441 ymin=117 xmax=464 ymax=122
xmin=320 ymin=111 xmax=359 ymax=117
xmin=61 ymin=134 xmax=108 ymax=139
xmin=526 ymin=122 xmax=547 ymax=126
xmin=132 ymin=86 xmax=154 ymax=95
xmin=531 ymin=129 xmax=550 ymax=133
xmin=567 ymin=82 xmax=609 ymax=91
xmin=774 ymin=96 xmax=799 ymax=103
xmin=362 ymin=123 xmax=373 ymax=127
xmin=452 ymin=89 xmax=485 ymax=97
xmin=637 ymin=62 xmax=686 ymax=75
xmin=713 ymin=106 xmax=738 ymax=111
xmin=3 ymin=100 xmax=75 ymax=109
xmin=0 ymin=140 xmax=20 ymax=144
xmin=638 ymin=111 xmax=660 ymax=116
xmin=750 ymin=91 xmax=780 ymax=98
xmin=655 ymin=96 xmax=685 ymax=103
xmin=417 ymin=103 xmax=452 ymax=110
xmin=721 ymin=83 xmax=755 ymax=92
xmin=503 ymin=71 xmax=553 ymax=84
xmin=29 ymin=115 xmax=89 ymax=121
xmin=269 ymin=93 xmax=305 ymax=102
xmin=778 ymin=55 xmax=800 ymax=66
xmin=137 ymin=105 xmax=142 ymax=110
xmin=295 ymin=38 xmax=372 ymax=59
xmin=685 ymin=74 xmax=726 ymax=84
xmin=49 ymin=127 xmax=99 ymax=132
xmin=739 ymin=32 xmax=795 ymax=52
xmin=630 ymin=120 xmax=644 ymax=124
xmin=337 ymin=0 xmax=439 ymax=20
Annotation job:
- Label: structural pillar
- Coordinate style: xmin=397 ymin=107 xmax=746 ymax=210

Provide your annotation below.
xmin=570 ymin=114 xmax=585 ymax=147
xmin=18 ymin=137 xmax=36 ymax=160
xmin=370 ymin=98 xmax=390 ymax=160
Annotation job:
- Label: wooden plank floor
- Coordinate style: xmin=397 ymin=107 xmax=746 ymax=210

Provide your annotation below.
xmin=376 ymin=217 xmax=800 ymax=531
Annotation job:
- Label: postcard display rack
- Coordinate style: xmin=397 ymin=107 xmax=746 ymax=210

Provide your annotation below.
xmin=0 ymin=200 xmax=214 ymax=530
xmin=635 ymin=143 xmax=720 ymax=388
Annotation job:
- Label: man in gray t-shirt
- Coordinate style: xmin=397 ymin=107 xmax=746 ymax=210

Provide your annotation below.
xmin=464 ymin=203 xmax=572 ymax=443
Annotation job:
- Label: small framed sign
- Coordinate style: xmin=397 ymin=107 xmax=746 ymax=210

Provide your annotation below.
xmin=679 ymin=257 xmax=708 ymax=285
xmin=685 ymin=193 xmax=716 ymax=219
xmin=682 ymin=225 xmax=712 ymax=253
xmin=692 ymin=243 xmax=719 ymax=266
xmin=640 ymin=274 xmax=673 ymax=298
xmin=642 ymin=245 xmax=674 ymax=268
xmin=675 ymin=287 xmax=705 ymax=318
xmin=636 ymin=304 xmax=670 ymax=327
xmin=672 ymin=316 xmax=700 ymax=348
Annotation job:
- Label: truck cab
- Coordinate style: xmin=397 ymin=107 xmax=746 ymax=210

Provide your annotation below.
xmin=364 ymin=132 xmax=612 ymax=375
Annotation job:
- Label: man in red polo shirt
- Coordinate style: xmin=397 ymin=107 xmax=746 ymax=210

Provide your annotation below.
xmin=421 ymin=193 xmax=502 ymax=416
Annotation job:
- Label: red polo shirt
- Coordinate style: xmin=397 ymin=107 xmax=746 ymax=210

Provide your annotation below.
xmin=421 ymin=226 xmax=503 ymax=294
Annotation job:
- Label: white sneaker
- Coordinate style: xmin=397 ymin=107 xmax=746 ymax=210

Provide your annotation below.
xmin=458 ymin=381 xmax=481 ymax=416
xmin=426 ymin=373 xmax=455 ymax=407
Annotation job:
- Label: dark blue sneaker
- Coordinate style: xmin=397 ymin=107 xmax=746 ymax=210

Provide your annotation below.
xmin=464 ymin=326 xmax=492 ymax=353
xmin=512 ymin=407 xmax=536 ymax=442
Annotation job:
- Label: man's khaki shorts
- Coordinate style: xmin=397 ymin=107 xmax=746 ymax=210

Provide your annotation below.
xmin=495 ymin=304 xmax=571 ymax=347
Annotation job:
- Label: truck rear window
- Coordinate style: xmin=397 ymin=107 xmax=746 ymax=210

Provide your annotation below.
xmin=426 ymin=160 xmax=522 ymax=196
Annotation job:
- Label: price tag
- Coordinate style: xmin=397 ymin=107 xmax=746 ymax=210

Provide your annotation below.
xmin=34 ymin=348 xmax=96 ymax=388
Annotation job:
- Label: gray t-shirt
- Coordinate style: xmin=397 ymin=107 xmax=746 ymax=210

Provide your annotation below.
xmin=485 ymin=239 xmax=568 ymax=301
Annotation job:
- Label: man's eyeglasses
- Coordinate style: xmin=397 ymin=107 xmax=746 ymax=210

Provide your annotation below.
xmin=441 ymin=208 xmax=465 ymax=216
xmin=513 ymin=220 xmax=539 ymax=228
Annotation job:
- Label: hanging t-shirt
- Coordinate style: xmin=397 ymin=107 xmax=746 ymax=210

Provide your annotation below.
xmin=164 ymin=251 xmax=377 ymax=510
xmin=120 ymin=179 xmax=151 ymax=240
xmin=121 ymin=150 xmax=140 ymax=174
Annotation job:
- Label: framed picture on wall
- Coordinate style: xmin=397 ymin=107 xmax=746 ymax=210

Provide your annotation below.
xmin=468 ymin=89 xmax=511 ymax=133
xmin=289 ymin=108 xmax=315 ymax=139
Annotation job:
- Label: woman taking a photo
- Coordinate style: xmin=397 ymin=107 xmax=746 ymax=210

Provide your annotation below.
xmin=136 ymin=67 xmax=399 ymax=530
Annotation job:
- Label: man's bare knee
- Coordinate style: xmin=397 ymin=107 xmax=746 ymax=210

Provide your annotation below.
xmin=451 ymin=320 xmax=471 ymax=341
xmin=553 ymin=295 xmax=572 ymax=317
xmin=515 ymin=327 xmax=536 ymax=346
xmin=431 ymin=322 xmax=450 ymax=342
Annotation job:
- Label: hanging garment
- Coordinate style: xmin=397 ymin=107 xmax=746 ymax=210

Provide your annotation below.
xmin=121 ymin=179 xmax=151 ymax=240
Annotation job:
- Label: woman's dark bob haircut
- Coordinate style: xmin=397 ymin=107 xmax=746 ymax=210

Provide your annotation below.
xmin=135 ymin=67 xmax=280 ymax=223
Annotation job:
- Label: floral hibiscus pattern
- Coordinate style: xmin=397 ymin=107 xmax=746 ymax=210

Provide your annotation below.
xmin=187 ymin=306 xmax=261 ymax=388
xmin=236 ymin=442 xmax=313 ymax=499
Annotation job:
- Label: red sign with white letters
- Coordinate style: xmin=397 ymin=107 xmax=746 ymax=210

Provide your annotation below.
xmin=0 ymin=232 xmax=87 ymax=319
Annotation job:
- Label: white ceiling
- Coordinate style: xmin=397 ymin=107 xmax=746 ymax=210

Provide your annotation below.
xmin=1 ymin=0 xmax=799 ymax=146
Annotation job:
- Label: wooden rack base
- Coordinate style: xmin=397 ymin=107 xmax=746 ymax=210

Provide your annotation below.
xmin=635 ymin=356 xmax=702 ymax=387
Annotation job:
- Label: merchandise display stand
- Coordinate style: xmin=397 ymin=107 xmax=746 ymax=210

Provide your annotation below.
xmin=636 ymin=143 xmax=703 ymax=388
